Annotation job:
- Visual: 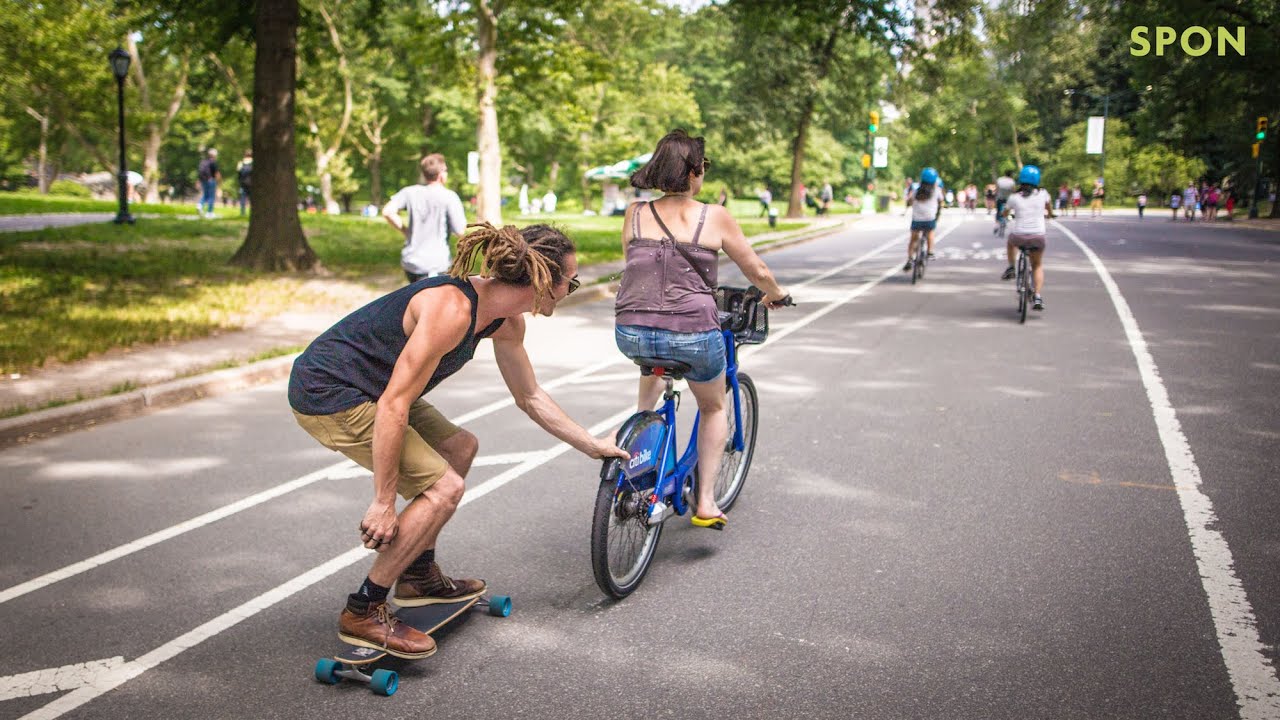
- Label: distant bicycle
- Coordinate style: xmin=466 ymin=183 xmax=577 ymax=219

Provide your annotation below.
xmin=590 ymin=286 xmax=792 ymax=599
xmin=1014 ymin=243 xmax=1036 ymax=323
xmin=911 ymin=233 xmax=928 ymax=284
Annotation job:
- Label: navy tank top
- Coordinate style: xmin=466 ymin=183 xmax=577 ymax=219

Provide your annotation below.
xmin=288 ymin=276 xmax=504 ymax=415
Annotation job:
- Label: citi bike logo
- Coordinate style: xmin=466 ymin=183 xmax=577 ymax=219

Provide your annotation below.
xmin=1130 ymin=26 xmax=1245 ymax=57
xmin=628 ymin=448 xmax=652 ymax=470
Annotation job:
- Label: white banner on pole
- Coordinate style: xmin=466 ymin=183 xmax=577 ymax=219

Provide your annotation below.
xmin=1086 ymin=116 xmax=1105 ymax=155
xmin=873 ymin=137 xmax=889 ymax=168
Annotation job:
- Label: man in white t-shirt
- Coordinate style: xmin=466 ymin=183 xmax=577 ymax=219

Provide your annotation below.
xmin=1000 ymin=165 xmax=1054 ymax=311
xmin=382 ymin=154 xmax=468 ymax=283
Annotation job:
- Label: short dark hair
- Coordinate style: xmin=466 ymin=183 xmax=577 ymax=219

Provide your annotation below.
xmin=631 ymin=129 xmax=706 ymax=193
xmin=420 ymin=154 xmax=446 ymax=182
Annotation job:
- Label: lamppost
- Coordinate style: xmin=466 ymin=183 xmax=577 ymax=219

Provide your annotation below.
xmin=1065 ymin=88 xmax=1109 ymax=186
xmin=109 ymin=47 xmax=134 ymax=225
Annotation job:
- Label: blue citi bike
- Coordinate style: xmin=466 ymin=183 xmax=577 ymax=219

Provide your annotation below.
xmin=590 ymin=287 xmax=791 ymax=599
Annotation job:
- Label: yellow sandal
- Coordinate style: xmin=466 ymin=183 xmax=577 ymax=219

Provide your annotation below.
xmin=690 ymin=514 xmax=727 ymax=531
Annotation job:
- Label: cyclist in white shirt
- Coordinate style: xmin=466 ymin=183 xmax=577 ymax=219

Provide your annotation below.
xmin=904 ymin=167 xmax=943 ymax=272
xmin=999 ymin=165 xmax=1055 ymax=311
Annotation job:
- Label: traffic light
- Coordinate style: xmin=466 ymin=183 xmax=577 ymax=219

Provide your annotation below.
xmin=861 ymin=153 xmax=872 ymax=169
xmin=869 ymin=111 xmax=879 ymax=133
xmin=1257 ymin=116 xmax=1268 ymax=141
xmin=1253 ymin=143 xmax=1261 ymax=158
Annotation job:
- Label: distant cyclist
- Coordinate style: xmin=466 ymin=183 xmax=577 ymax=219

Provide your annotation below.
xmin=1000 ymin=165 xmax=1055 ymax=311
xmin=993 ymin=169 xmax=1016 ymax=235
xmin=904 ymin=167 xmax=943 ymax=272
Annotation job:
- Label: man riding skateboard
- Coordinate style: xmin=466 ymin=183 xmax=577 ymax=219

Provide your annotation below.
xmin=289 ymin=223 xmax=629 ymax=658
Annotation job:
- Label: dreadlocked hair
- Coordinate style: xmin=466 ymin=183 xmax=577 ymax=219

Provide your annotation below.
xmin=449 ymin=222 xmax=575 ymax=314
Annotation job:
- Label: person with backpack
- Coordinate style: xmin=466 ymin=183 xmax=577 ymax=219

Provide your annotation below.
xmin=197 ymin=149 xmax=221 ymax=219
xmin=236 ymin=150 xmax=253 ymax=216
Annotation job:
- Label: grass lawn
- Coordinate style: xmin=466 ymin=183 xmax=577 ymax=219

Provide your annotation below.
xmin=0 ymin=191 xmax=214 ymax=217
xmin=0 ymin=208 xmax=818 ymax=374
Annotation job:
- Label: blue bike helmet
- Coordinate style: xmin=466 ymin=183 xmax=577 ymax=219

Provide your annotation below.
xmin=1018 ymin=165 xmax=1041 ymax=186
xmin=920 ymin=167 xmax=939 ymax=184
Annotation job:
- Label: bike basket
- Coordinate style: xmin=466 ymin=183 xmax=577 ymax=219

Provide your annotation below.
xmin=715 ymin=286 xmax=769 ymax=345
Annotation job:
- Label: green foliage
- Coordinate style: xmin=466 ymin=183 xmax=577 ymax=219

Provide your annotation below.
xmin=47 ymin=180 xmax=92 ymax=197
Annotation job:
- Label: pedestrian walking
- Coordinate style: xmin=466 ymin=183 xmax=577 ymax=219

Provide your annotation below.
xmin=1070 ymin=186 xmax=1082 ymax=217
xmin=382 ymin=153 xmax=468 ymax=284
xmin=1169 ymin=191 xmax=1182 ymax=220
xmin=1182 ymin=183 xmax=1198 ymax=222
xmin=1090 ymin=181 xmax=1105 ymax=217
xmin=197 ymin=149 xmax=220 ymax=219
xmin=758 ymin=187 xmax=772 ymax=218
xmin=236 ymin=150 xmax=252 ymax=216
xmin=1137 ymin=192 xmax=1147 ymax=219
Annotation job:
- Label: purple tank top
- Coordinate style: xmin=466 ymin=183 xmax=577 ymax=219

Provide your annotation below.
xmin=615 ymin=202 xmax=719 ymax=333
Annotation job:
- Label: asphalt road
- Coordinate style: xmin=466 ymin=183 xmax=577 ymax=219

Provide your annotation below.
xmin=1 ymin=211 xmax=1277 ymax=719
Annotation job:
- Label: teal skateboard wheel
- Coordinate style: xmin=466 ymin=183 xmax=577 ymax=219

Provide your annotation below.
xmin=488 ymin=595 xmax=512 ymax=617
xmin=314 ymin=658 xmax=340 ymax=685
xmin=370 ymin=668 xmax=398 ymax=696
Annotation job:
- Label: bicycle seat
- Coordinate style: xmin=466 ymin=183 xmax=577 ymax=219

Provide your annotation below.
xmin=633 ymin=357 xmax=692 ymax=378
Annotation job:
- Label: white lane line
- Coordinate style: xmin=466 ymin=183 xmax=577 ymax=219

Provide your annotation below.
xmin=0 ymin=358 xmax=624 ymax=606
xmin=1 ymin=230 xmax=909 ymax=605
xmin=469 ymin=450 xmax=554 ymax=467
xmin=19 ymin=224 xmax=924 ymax=719
xmin=1055 ymin=220 xmax=1280 ymax=718
xmin=0 ymin=461 xmax=366 ymax=605
xmin=0 ymin=657 xmax=124 ymax=701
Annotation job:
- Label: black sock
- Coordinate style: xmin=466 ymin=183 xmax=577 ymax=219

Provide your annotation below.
xmin=348 ymin=576 xmax=390 ymax=608
xmin=407 ymin=549 xmax=435 ymax=575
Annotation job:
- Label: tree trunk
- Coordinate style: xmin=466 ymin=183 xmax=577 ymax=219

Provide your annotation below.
xmin=24 ymin=106 xmax=49 ymax=193
xmin=785 ymin=22 xmax=843 ymax=218
xmin=312 ymin=2 xmax=353 ymax=214
xmin=232 ymin=0 xmax=315 ymax=272
xmin=786 ymin=106 xmax=812 ymax=218
xmin=1011 ymin=119 xmax=1022 ymax=169
xmin=548 ymin=159 xmax=560 ymax=187
xmin=475 ymin=0 xmax=502 ymax=225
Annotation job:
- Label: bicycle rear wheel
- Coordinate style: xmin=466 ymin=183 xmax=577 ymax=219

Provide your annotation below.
xmin=917 ymin=243 xmax=927 ymax=280
xmin=712 ymin=373 xmax=758 ymax=512
xmin=591 ymin=412 xmax=666 ymax=599
xmin=1017 ymin=258 xmax=1029 ymax=324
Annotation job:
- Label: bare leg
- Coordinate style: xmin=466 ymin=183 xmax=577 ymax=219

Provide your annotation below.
xmin=367 ymin=469 xmax=466 ymax=586
xmin=907 ymin=230 xmax=920 ymax=261
xmin=1006 ymin=241 xmax=1017 ymax=267
xmin=1030 ymin=249 xmax=1045 ymax=293
xmin=686 ymin=374 xmax=727 ymax=519
xmin=926 ymin=228 xmax=936 ymax=254
xmin=637 ymin=374 xmax=664 ymax=412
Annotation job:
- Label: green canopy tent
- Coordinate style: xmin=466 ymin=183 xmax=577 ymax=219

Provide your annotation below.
xmin=583 ymin=153 xmax=652 ymax=181
xmin=584 ymin=153 xmax=651 ymax=215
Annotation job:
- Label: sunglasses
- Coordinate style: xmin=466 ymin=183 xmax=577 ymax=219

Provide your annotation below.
xmin=702 ymin=157 xmax=713 ymax=171
xmin=567 ymin=276 xmax=580 ymax=295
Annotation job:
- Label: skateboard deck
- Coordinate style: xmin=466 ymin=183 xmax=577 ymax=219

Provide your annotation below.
xmin=315 ymin=593 xmax=512 ymax=696
xmin=335 ymin=596 xmax=479 ymax=665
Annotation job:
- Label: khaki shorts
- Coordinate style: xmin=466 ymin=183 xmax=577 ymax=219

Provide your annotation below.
xmin=293 ymin=399 xmax=461 ymax=499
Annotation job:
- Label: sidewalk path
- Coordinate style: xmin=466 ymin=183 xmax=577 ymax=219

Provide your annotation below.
xmin=0 ymin=213 xmax=115 ymax=232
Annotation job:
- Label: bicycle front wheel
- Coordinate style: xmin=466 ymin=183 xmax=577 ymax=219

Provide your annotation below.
xmin=713 ymin=372 xmax=759 ymax=512
xmin=590 ymin=412 xmax=665 ymax=599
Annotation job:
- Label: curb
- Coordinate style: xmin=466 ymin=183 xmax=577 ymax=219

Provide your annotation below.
xmin=0 ymin=355 xmax=298 ymax=449
xmin=0 ymin=217 xmax=856 ymax=447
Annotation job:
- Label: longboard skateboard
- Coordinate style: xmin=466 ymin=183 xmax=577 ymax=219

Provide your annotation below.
xmin=314 ymin=594 xmax=512 ymax=696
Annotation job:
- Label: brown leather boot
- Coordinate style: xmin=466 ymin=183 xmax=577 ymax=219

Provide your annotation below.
xmin=338 ymin=599 xmax=436 ymax=659
xmin=394 ymin=561 xmax=486 ymax=607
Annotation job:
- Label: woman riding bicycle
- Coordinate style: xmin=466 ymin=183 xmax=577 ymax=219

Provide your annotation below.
xmin=614 ymin=129 xmax=789 ymax=529
xmin=1000 ymin=165 xmax=1055 ymax=311
xmin=905 ymin=167 xmax=943 ymax=271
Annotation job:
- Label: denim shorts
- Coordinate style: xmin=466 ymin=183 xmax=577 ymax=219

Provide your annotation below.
xmin=615 ymin=325 xmax=726 ymax=383
xmin=910 ymin=219 xmax=937 ymax=231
